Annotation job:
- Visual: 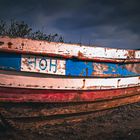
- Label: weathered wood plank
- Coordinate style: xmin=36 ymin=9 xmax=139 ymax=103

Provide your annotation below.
xmin=0 ymin=86 xmax=140 ymax=102
xmin=1 ymin=94 xmax=140 ymax=117
xmin=0 ymin=36 xmax=140 ymax=63
xmin=0 ymin=70 xmax=140 ymax=90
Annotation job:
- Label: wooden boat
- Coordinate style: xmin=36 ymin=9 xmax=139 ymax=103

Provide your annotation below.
xmin=0 ymin=36 xmax=140 ymax=126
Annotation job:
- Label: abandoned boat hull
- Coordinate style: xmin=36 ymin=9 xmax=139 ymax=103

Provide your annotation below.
xmin=0 ymin=36 xmax=140 ymax=105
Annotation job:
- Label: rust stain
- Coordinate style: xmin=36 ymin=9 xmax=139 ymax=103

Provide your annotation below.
xmin=87 ymin=86 xmax=114 ymax=89
xmin=92 ymin=63 xmax=109 ymax=76
xmin=26 ymin=85 xmax=39 ymax=88
xmin=22 ymin=59 xmax=28 ymax=65
xmin=86 ymin=86 xmax=99 ymax=89
xmin=117 ymin=79 xmax=121 ymax=87
xmin=7 ymin=42 xmax=13 ymax=48
xmin=127 ymin=50 xmax=135 ymax=59
xmin=125 ymin=63 xmax=140 ymax=74
xmin=100 ymin=86 xmax=115 ymax=89
xmin=78 ymin=51 xmax=84 ymax=58
xmin=40 ymin=63 xmax=44 ymax=67
xmin=28 ymin=67 xmax=32 ymax=70
xmin=0 ymin=83 xmax=6 ymax=86
xmin=128 ymin=84 xmax=139 ymax=87
xmin=92 ymin=73 xmax=120 ymax=77
xmin=0 ymin=41 xmax=4 ymax=46
xmin=82 ymin=79 xmax=86 ymax=88
xmin=21 ymin=43 xmax=24 ymax=47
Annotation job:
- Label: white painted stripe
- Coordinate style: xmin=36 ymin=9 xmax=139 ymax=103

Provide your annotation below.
xmin=0 ymin=71 xmax=139 ymax=90
xmin=78 ymin=47 xmax=128 ymax=59
xmin=0 ymin=36 xmax=140 ymax=60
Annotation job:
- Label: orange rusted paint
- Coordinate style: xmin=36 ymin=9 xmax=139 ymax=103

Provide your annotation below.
xmin=127 ymin=50 xmax=135 ymax=59
xmin=125 ymin=63 xmax=140 ymax=73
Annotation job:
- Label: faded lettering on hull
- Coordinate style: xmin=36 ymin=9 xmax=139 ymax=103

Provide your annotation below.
xmin=21 ymin=55 xmax=65 ymax=75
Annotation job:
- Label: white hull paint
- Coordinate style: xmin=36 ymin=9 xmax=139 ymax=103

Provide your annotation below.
xmin=0 ymin=70 xmax=140 ymax=90
xmin=0 ymin=36 xmax=140 ymax=60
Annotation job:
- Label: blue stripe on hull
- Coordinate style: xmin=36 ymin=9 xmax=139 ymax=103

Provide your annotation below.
xmin=0 ymin=52 xmax=139 ymax=77
xmin=0 ymin=52 xmax=21 ymax=71
xmin=66 ymin=60 xmax=139 ymax=77
xmin=66 ymin=60 xmax=93 ymax=76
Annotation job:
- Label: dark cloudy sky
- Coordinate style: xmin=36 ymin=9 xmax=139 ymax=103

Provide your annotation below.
xmin=0 ymin=0 xmax=140 ymax=49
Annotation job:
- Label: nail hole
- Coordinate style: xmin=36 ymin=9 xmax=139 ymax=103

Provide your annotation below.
xmin=0 ymin=41 xmax=4 ymax=46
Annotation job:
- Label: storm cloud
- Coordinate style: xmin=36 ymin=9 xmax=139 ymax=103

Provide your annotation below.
xmin=0 ymin=0 xmax=140 ymax=49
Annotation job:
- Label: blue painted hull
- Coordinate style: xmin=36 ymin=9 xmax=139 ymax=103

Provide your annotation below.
xmin=0 ymin=52 xmax=140 ymax=77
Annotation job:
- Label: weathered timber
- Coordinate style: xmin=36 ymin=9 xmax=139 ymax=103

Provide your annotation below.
xmin=0 ymin=36 xmax=140 ymax=63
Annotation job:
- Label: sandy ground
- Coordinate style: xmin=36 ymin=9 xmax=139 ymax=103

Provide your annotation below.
xmin=0 ymin=102 xmax=140 ymax=140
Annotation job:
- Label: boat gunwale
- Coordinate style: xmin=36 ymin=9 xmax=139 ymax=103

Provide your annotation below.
xmin=0 ymin=36 xmax=140 ymax=63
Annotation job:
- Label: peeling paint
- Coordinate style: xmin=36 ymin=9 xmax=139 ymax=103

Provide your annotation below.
xmin=0 ymin=86 xmax=140 ymax=103
xmin=0 ymin=52 xmax=140 ymax=77
xmin=7 ymin=42 xmax=13 ymax=48
xmin=0 ymin=36 xmax=140 ymax=63
xmin=0 ymin=70 xmax=140 ymax=90
xmin=0 ymin=41 xmax=4 ymax=46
